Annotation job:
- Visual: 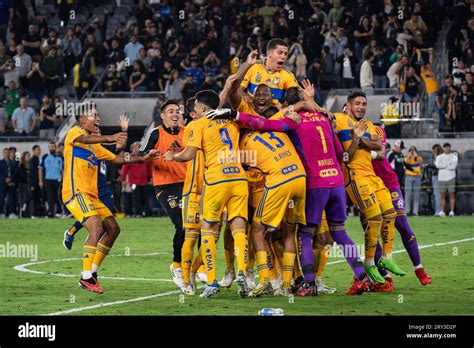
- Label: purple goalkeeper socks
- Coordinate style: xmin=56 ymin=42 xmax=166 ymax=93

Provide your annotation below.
xmin=395 ymin=215 xmax=422 ymax=267
xmin=330 ymin=229 xmax=366 ymax=280
xmin=300 ymin=230 xmax=315 ymax=282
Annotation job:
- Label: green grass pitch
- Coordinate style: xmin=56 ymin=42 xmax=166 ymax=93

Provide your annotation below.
xmin=1 ymin=217 xmax=473 ymax=316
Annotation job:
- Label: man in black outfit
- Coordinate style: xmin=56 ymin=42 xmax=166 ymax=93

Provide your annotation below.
xmin=29 ymin=145 xmax=42 ymax=218
xmin=388 ymin=140 xmax=406 ymax=189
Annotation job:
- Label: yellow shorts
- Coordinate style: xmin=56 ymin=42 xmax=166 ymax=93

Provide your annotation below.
xmin=201 ymin=180 xmax=249 ymax=223
xmin=183 ymin=192 xmax=201 ymax=230
xmin=346 ymin=174 xmax=393 ymax=219
xmin=246 ymin=170 xmax=265 ymax=209
xmin=253 ymin=176 xmax=306 ymax=231
xmin=66 ymin=192 xmax=112 ymax=223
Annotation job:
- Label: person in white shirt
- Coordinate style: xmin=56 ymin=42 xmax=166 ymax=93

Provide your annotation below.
xmin=360 ymin=51 xmax=374 ymax=92
xmin=435 ymin=143 xmax=458 ymax=217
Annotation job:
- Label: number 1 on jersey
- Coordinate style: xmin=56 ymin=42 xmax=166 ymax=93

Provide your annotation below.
xmin=219 ymin=128 xmax=233 ymax=151
xmin=316 ymin=126 xmax=327 ymax=153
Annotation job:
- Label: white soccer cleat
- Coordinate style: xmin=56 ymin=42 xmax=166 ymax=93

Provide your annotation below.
xmin=449 ymin=211 xmax=455 ymax=217
xmin=236 ymin=271 xmax=249 ymax=297
xmin=316 ymin=276 xmax=337 ymax=294
xmin=439 ymin=211 xmax=446 ymax=217
xmin=196 ymin=270 xmax=207 ymax=284
xmin=248 ymin=282 xmax=273 ymax=297
xmin=271 ymin=275 xmax=282 ymax=291
xmin=181 ymin=282 xmax=195 ymax=295
xmin=219 ymin=269 xmax=235 ymax=288
xmin=273 ymin=286 xmax=291 ymax=296
xmin=199 ymin=284 xmax=220 ymax=298
xmin=246 ymin=269 xmax=256 ymax=290
xmin=170 ymin=264 xmax=183 ymax=288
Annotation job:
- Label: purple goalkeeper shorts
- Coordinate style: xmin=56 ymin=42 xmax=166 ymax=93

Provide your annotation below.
xmin=306 ymin=185 xmax=347 ymax=226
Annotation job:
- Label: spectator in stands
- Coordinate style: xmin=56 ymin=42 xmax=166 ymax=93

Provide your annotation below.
xmin=336 ymin=47 xmax=356 ymax=89
xmin=388 ymin=139 xmax=406 ymax=188
xmin=384 ymin=10 xmax=401 ymax=48
xmin=137 ymin=47 xmax=152 ymax=72
xmin=403 ymin=13 xmax=428 ymax=47
xmin=129 ymin=60 xmax=147 ymax=92
xmin=12 ymin=96 xmax=37 ymax=136
xmin=26 ymin=61 xmax=45 ymax=103
xmin=164 ymin=69 xmax=183 ymax=101
xmin=3 ymin=59 xmax=19 ymax=89
xmin=465 ymin=71 xmax=474 ymax=94
xmin=435 ymin=143 xmax=458 ymax=217
xmin=13 ymin=44 xmax=32 ymax=89
xmin=22 ymin=25 xmax=42 ymax=61
xmin=454 ymin=81 xmax=474 ymax=132
xmin=380 ymin=96 xmax=401 ymax=139
xmin=437 ymin=74 xmax=458 ymax=132
xmin=61 ymin=28 xmax=82 ymax=77
xmin=354 ymin=15 xmax=372 ymax=60
xmin=121 ymin=142 xmax=152 ymax=217
xmin=180 ymin=72 xmax=198 ymax=102
xmin=86 ymin=18 xmax=104 ymax=46
xmin=360 ymin=51 xmax=374 ymax=92
xmin=0 ymin=107 xmax=5 ymax=135
xmin=287 ymin=43 xmax=307 ymax=80
xmin=40 ymin=47 xmax=63 ymax=96
xmin=373 ymin=45 xmax=389 ymax=89
xmin=452 ymin=59 xmax=466 ymax=87
xmin=184 ymin=57 xmax=205 ymax=87
xmin=3 ymin=80 xmax=20 ymax=123
xmin=404 ymin=146 xmax=423 ymax=216
xmin=18 ymin=151 xmax=31 ymax=218
xmin=124 ymin=34 xmax=144 ymax=65
xmin=29 ymin=144 xmax=42 ymax=218
xmin=38 ymin=95 xmax=56 ymax=139
xmin=105 ymin=63 xmax=122 ymax=92
xmin=402 ymin=66 xmax=421 ymax=110
xmin=430 ymin=144 xmax=443 ymax=216
xmin=41 ymin=29 xmax=62 ymax=55
xmin=39 ymin=142 xmax=63 ymax=218
xmin=420 ymin=62 xmax=439 ymax=121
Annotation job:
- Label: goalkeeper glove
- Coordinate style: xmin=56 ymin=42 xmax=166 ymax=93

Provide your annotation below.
xmin=205 ymin=108 xmax=239 ymax=120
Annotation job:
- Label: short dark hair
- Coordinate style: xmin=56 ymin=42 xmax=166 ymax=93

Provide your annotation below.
xmin=160 ymin=99 xmax=179 ymax=113
xmin=195 ymin=90 xmax=220 ymax=109
xmin=285 ymin=87 xmax=301 ymax=105
xmin=32 ymin=145 xmax=40 ymax=151
xmin=49 ymin=141 xmax=56 ymax=145
xmin=347 ymin=90 xmax=367 ymax=102
xmin=186 ymin=97 xmax=196 ymax=114
xmin=266 ymin=38 xmax=287 ymax=53
xmin=261 ymin=106 xmax=279 ymax=118
xmin=443 ymin=142 xmax=451 ymax=148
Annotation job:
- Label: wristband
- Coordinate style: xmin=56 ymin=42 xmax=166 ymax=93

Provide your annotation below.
xmin=370 ymin=151 xmax=377 ymax=160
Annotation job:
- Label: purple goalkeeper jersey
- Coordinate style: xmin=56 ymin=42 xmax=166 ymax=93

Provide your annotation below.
xmin=238 ymin=111 xmax=344 ymax=189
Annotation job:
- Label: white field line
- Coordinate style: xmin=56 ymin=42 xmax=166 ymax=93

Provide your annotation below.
xmin=24 ymin=237 xmax=474 ymax=316
xmin=14 ymin=252 xmax=173 ymax=282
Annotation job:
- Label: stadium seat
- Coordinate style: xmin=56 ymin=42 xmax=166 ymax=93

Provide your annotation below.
xmin=27 ymin=98 xmax=40 ymax=112
xmin=456 ymin=168 xmax=473 ymax=192
xmin=463 ymin=150 xmax=474 ymax=161
xmin=419 ymin=151 xmax=433 ymax=164
xmin=108 ymin=17 xmax=121 ymax=26
xmin=54 ymin=87 xmax=69 ymax=99
xmin=114 ymin=6 xmax=131 ymax=16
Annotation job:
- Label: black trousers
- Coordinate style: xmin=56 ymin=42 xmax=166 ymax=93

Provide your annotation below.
xmin=132 ymin=185 xmax=149 ymax=216
xmin=30 ymin=184 xmax=42 ymax=217
xmin=45 ymin=179 xmax=60 ymax=217
xmin=155 ymin=183 xmax=184 ymax=264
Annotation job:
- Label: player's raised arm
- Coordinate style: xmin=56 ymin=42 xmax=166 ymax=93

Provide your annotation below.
xmin=223 ymin=50 xmax=258 ymax=109
xmin=74 ymin=108 xmax=127 ymax=145
xmin=115 ymin=115 xmax=129 ymax=150
xmin=358 ymin=121 xmax=383 ymax=151
xmin=163 ymin=146 xmax=198 ymax=162
xmin=110 ymin=149 xmax=161 ymax=164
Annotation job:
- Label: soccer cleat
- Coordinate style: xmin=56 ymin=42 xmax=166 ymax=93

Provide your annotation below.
xmin=181 ymin=282 xmax=196 ymax=295
xmin=78 ymin=277 xmax=104 ymax=294
xmin=291 ymin=276 xmax=305 ymax=294
xmin=248 ymin=282 xmax=273 ymax=297
xmin=63 ymin=230 xmax=74 ymax=250
xmin=219 ymin=269 xmax=235 ymax=288
xmin=415 ymin=268 xmax=432 ymax=286
xmin=369 ymin=277 xmax=394 ymax=292
xmin=170 ymin=264 xmax=183 ymax=288
xmin=449 ymin=211 xmax=455 ymax=217
xmin=439 ymin=211 xmax=446 ymax=217
xmin=295 ymin=282 xmax=318 ymax=296
xmin=271 ymin=275 xmax=282 ymax=291
xmin=246 ymin=269 xmax=256 ymax=290
xmin=378 ymin=258 xmax=406 ymax=276
xmin=346 ymin=276 xmax=370 ymax=295
xmin=273 ymin=286 xmax=291 ymax=296
xmin=236 ymin=271 xmax=249 ymax=297
xmin=316 ymin=276 xmax=337 ymax=294
xmin=365 ymin=265 xmax=386 ymax=284
xmin=199 ymin=281 xmax=220 ymax=298
xmin=196 ymin=270 xmax=207 ymax=284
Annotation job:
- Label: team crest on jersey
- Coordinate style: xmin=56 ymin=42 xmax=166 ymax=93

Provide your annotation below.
xmin=347 ymin=120 xmax=354 ymax=128
xmin=256 ymin=73 xmax=262 ymax=83
xmin=272 ymin=76 xmax=280 ymax=85
xmin=391 ymin=191 xmax=399 ymax=200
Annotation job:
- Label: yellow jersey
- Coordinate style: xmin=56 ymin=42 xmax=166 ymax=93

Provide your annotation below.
xmin=380 ymin=103 xmax=399 ymax=126
xmin=187 ymin=117 xmax=246 ymax=185
xmin=62 ymin=126 xmax=116 ymax=203
xmin=182 ymin=121 xmax=205 ymax=195
xmin=421 ymin=68 xmax=439 ymax=94
xmin=239 ymin=113 xmax=305 ymax=188
xmin=241 ymin=61 xmax=299 ymax=103
xmin=237 ymin=98 xmax=258 ymax=114
xmin=405 ymin=155 xmax=423 ymax=176
xmin=334 ymin=112 xmax=378 ymax=177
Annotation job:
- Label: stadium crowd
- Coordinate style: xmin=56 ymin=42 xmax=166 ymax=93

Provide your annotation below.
xmin=1 ymin=0 xmax=473 ymax=138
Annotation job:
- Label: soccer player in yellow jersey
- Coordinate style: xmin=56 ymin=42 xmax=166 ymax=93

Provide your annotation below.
xmin=180 ymin=97 xmax=206 ymax=295
xmin=240 ymin=38 xmax=299 ymax=103
xmin=334 ymin=91 xmax=406 ymax=284
xmin=164 ymin=90 xmax=250 ymax=298
xmin=63 ymin=106 xmax=159 ymax=293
